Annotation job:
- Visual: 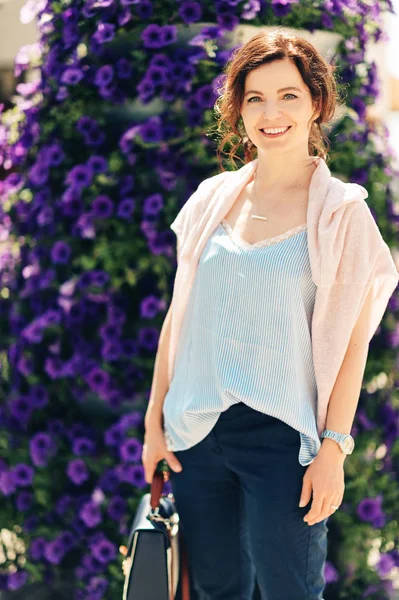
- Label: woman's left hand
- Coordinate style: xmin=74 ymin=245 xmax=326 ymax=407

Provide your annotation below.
xmin=299 ymin=447 xmax=345 ymax=525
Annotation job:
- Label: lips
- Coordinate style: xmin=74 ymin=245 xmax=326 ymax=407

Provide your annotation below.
xmin=259 ymin=126 xmax=291 ymax=138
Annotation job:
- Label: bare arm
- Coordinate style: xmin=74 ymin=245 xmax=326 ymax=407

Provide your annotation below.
xmin=144 ymin=300 xmax=173 ymax=430
xmin=142 ymin=299 xmax=184 ymax=483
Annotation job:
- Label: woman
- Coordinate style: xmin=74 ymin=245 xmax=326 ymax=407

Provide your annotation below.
xmin=142 ymin=28 xmax=399 ymax=600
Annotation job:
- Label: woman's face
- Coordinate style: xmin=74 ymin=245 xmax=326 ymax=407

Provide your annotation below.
xmin=240 ymin=58 xmax=320 ymax=154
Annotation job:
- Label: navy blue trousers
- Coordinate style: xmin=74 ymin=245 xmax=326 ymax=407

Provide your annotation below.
xmin=169 ymin=401 xmax=328 ymax=600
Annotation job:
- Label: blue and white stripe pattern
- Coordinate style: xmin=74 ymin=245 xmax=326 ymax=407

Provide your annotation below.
xmin=163 ymin=219 xmax=322 ymax=466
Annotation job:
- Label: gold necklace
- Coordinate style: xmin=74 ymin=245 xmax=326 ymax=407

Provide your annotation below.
xmin=250 ymin=163 xmax=314 ymax=221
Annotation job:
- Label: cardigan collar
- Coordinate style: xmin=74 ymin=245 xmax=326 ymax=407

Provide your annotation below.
xmin=182 ymin=155 xmax=368 ymax=287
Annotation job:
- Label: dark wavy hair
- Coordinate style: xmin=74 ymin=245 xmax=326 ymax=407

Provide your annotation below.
xmin=212 ymin=26 xmax=344 ymax=171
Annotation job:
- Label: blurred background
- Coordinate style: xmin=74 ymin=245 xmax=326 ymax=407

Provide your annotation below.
xmin=1 ymin=1 xmax=399 ymax=599
xmin=2 ymin=0 xmax=399 ymax=188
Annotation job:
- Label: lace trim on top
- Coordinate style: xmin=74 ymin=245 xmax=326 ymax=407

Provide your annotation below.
xmin=221 ymin=219 xmax=308 ymax=249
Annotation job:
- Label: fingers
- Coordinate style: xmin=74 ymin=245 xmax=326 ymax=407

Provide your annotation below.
xmin=142 ymin=460 xmax=155 ymax=484
xmin=142 ymin=446 xmax=183 ymax=484
xmin=299 ymin=475 xmax=312 ymax=507
xmin=304 ymin=496 xmax=342 ymax=525
xmin=164 ymin=451 xmax=183 ymax=474
xmin=303 ymin=496 xmax=324 ymax=524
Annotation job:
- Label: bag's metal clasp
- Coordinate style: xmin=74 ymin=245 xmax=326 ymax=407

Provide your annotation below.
xmin=147 ymin=506 xmax=179 ymax=536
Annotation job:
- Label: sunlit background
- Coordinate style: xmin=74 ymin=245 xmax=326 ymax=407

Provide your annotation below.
xmin=1 ymin=1 xmax=399 ymax=598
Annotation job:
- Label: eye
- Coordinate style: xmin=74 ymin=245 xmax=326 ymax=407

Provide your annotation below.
xmin=246 ymin=93 xmax=298 ymax=103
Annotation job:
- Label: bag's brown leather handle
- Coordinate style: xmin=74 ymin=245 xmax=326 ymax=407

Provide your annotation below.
xmin=150 ymin=469 xmax=165 ymax=509
xmin=150 ymin=464 xmax=190 ymax=600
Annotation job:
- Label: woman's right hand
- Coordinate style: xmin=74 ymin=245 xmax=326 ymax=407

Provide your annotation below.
xmin=142 ymin=423 xmax=183 ymax=484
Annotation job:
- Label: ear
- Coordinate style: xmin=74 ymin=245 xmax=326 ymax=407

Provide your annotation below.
xmin=312 ymin=99 xmax=321 ymax=123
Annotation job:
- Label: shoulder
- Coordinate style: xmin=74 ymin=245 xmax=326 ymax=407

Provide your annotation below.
xmin=328 ymin=176 xmax=369 ymax=211
xmin=320 ymin=177 xmax=392 ymax=285
xmin=170 ymin=169 xmax=230 ymax=256
xmin=193 ymin=169 xmax=232 ymax=198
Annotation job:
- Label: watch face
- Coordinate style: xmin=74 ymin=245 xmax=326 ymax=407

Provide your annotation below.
xmin=343 ymin=436 xmax=354 ymax=453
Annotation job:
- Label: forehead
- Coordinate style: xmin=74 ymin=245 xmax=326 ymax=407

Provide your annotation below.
xmin=245 ymin=60 xmax=305 ymax=90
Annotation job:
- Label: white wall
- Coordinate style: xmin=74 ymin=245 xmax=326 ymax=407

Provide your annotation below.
xmin=0 ymin=0 xmax=38 ymax=68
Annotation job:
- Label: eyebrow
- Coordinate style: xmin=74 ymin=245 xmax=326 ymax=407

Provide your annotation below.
xmin=244 ymin=86 xmax=303 ymax=96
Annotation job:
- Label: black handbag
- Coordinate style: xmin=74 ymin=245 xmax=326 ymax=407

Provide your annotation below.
xmin=121 ymin=461 xmax=190 ymax=600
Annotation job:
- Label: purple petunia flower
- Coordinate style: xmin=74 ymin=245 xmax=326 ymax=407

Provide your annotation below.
xmin=143 ymin=193 xmax=163 ymax=216
xmin=87 ymin=576 xmax=108 ymax=595
xmin=115 ymin=464 xmax=147 ymax=488
xmin=0 ymin=470 xmax=17 ymax=496
xmin=72 ymin=437 xmax=96 ymax=456
xmin=101 ymin=341 xmax=122 ymax=361
xmin=141 ymin=24 xmax=177 ymax=49
xmin=79 ymin=501 xmax=102 ymax=528
xmin=29 ymin=385 xmax=49 ymax=409
xmin=67 ymin=459 xmax=89 ymax=485
xmin=29 ymin=536 xmax=46 ymax=561
xmin=8 ymin=396 xmax=33 ymax=422
xmin=94 ymin=65 xmax=114 ymax=86
xmin=61 ymin=67 xmax=85 ymax=85
xmin=104 ymin=424 xmax=124 ymax=447
xmin=16 ymin=355 xmax=34 ymax=377
xmin=377 ymin=552 xmax=396 ymax=576
xmin=58 ymin=531 xmax=75 ymax=552
xmin=24 ymin=515 xmax=39 ymax=532
xmin=178 ymin=1 xmax=203 ymax=23
xmin=65 ymin=163 xmax=93 ymax=189
xmin=140 ymin=294 xmax=163 ymax=319
xmin=86 ymin=366 xmax=111 ymax=394
xmin=51 ymin=240 xmax=72 ymax=264
xmin=119 ymin=411 xmax=143 ymax=431
xmin=93 ymin=22 xmax=116 ymax=44
xmin=140 ymin=117 xmax=163 ymax=143
xmin=44 ymin=538 xmax=65 ymax=565
xmin=91 ymin=194 xmax=113 ymax=218
xmin=120 ymin=438 xmax=142 ymax=462
xmin=7 ymin=570 xmax=28 ymax=591
xmin=91 ymin=537 xmax=117 ymax=564
xmin=116 ymin=197 xmax=135 ymax=219
xmin=45 ymin=142 xmax=65 ymax=166
xmin=120 ymin=339 xmax=138 ymax=358
xmin=16 ymin=491 xmax=33 ymax=511
xmin=116 ymin=58 xmax=132 ymax=79
xmin=137 ymin=326 xmax=159 ymax=351
xmin=88 ymin=155 xmax=108 ymax=173
xmin=29 ymin=432 xmax=56 ymax=467
xmin=44 ymin=356 xmax=66 ymax=379
xmin=98 ymin=468 xmax=120 ymax=493
xmin=356 ymin=494 xmax=386 ymax=527
xmin=324 ymin=560 xmax=339 ymax=583
xmin=55 ymin=494 xmax=73 ymax=516
xmin=12 ymin=463 xmax=34 ymax=487
xmin=107 ymin=496 xmax=127 ymax=521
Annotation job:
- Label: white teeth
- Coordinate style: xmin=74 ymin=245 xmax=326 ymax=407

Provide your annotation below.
xmin=261 ymin=127 xmax=289 ymax=134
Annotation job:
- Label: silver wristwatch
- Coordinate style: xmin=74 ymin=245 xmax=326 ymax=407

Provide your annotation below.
xmin=321 ymin=429 xmax=355 ymax=455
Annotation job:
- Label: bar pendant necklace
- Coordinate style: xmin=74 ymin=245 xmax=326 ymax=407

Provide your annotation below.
xmin=250 ymin=169 xmax=309 ymax=221
xmin=250 ymin=174 xmax=283 ymax=220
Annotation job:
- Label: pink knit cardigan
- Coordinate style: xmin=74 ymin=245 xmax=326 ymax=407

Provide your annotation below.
xmin=167 ymin=156 xmax=399 ymax=437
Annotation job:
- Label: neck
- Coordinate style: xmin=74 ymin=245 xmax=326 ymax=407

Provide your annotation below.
xmin=253 ymin=153 xmax=318 ymax=193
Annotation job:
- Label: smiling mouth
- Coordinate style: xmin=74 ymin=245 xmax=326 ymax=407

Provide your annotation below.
xmin=259 ymin=126 xmax=292 ymax=138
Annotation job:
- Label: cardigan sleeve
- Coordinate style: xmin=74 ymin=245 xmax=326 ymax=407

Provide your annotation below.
xmin=170 ymin=171 xmax=229 ymax=263
xmin=170 ymin=186 xmax=199 ymax=263
xmin=319 ymin=198 xmax=399 ymax=343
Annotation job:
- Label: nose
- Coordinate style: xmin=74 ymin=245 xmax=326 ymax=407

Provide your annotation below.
xmin=262 ymin=102 xmax=283 ymax=120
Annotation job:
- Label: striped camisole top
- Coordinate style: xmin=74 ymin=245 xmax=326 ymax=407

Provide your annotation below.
xmin=162 ymin=218 xmax=322 ymax=466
